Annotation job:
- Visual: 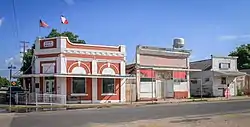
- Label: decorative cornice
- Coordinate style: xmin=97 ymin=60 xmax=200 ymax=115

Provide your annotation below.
xmin=63 ymin=49 xmax=124 ymax=57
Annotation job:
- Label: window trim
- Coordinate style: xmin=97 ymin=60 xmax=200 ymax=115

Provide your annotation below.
xmin=101 ymin=78 xmax=116 ymax=96
xmin=219 ymin=63 xmax=230 ymax=70
xmin=71 ymin=77 xmax=88 ymax=96
xmin=221 ymin=77 xmax=226 ymax=84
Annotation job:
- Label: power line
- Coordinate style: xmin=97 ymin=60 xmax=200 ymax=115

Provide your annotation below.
xmin=12 ymin=0 xmax=19 ymax=39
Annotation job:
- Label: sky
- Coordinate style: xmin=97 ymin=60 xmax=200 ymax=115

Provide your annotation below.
xmin=0 ymin=0 xmax=250 ymax=78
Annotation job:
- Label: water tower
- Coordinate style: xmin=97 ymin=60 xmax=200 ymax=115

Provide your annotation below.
xmin=173 ymin=38 xmax=185 ymax=49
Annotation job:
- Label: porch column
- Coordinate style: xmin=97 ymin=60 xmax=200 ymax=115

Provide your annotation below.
xmin=92 ymin=60 xmax=98 ymax=103
xmin=22 ymin=78 xmax=26 ymax=90
xmin=34 ymin=78 xmax=40 ymax=93
xmin=57 ymin=77 xmax=66 ymax=104
xmin=136 ymin=68 xmax=140 ymax=100
xmin=31 ymin=77 xmax=35 ymax=93
xmin=120 ymin=60 xmax=126 ymax=102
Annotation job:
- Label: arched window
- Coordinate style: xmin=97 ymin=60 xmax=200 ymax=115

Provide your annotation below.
xmin=71 ymin=67 xmax=86 ymax=74
xmin=102 ymin=67 xmax=115 ymax=75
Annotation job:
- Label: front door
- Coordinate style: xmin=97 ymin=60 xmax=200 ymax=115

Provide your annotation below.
xmin=165 ymin=80 xmax=174 ymax=98
xmin=44 ymin=77 xmax=55 ymax=94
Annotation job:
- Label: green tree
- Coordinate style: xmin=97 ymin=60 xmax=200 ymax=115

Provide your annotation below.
xmin=47 ymin=29 xmax=85 ymax=44
xmin=20 ymin=45 xmax=35 ymax=74
xmin=20 ymin=29 xmax=86 ymax=74
xmin=0 ymin=77 xmax=10 ymax=87
xmin=229 ymin=44 xmax=250 ymax=70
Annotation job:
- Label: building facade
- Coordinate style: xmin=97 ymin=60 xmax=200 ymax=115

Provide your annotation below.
xmin=19 ymin=37 xmax=130 ymax=103
xmin=126 ymin=45 xmax=200 ymax=101
xmin=239 ymin=69 xmax=250 ymax=95
xmin=190 ymin=55 xmax=246 ymax=97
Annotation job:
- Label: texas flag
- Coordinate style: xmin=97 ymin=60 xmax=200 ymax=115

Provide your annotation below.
xmin=61 ymin=15 xmax=69 ymax=24
xmin=39 ymin=19 xmax=49 ymax=28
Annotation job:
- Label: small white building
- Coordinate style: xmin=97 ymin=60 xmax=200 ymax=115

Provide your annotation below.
xmin=190 ymin=55 xmax=246 ymax=97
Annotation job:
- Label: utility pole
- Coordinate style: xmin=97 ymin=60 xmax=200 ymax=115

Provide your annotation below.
xmin=8 ymin=64 xmax=16 ymax=108
xmin=20 ymin=41 xmax=29 ymax=66
xmin=20 ymin=41 xmax=29 ymax=90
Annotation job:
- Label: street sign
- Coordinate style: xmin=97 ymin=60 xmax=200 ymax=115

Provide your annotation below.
xmin=11 ymin=81 xmax=16 ymax=86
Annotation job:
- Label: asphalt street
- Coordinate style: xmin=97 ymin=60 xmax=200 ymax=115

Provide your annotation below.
xmin=7 ymin=100 xmax=250 ymax=127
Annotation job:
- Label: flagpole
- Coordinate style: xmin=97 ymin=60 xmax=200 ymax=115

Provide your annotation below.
xmin=60 ymin=23 xmax=62 ymax=34
xmin=65 ymin=24 xmax=68 ymax=32
xmin=38 ymin=20 xmax=41 ymax=39
xmin=60 ymin=13 xmax=62 ymax=33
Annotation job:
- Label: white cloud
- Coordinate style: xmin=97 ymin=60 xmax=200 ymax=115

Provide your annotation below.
xmin=63 ymin=0 xmax=75 ymax=5
xmin=189 ymin=55 xmax=196 ymax=60
xmin=0 ymin=17 xmax=4 ymax=27
xmin=5 ymin=54 xmax=22 ymax=67
xmin=218 ymin=34 xmax=250 ymax=41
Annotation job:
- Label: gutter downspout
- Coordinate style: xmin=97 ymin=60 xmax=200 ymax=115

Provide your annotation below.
xmin=186 ymin=56 xmax=190 ymax=98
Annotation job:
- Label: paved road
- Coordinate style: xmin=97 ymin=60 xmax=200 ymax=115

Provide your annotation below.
xmin=7 ymin=100 xmax=250 ymax=127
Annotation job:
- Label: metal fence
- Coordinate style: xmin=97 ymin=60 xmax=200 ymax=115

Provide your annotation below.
xmin=15 ymin=93 xmax=67 ymax=105
xmin=35 ymin=93 xmax=67 ymax=105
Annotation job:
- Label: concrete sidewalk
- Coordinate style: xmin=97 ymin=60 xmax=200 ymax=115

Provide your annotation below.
xmin=65 ymin=96 xmax=250 ymax=108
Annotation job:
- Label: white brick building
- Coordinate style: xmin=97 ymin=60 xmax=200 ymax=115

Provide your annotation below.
xmin=190 ymin=55 xmax=246 ymax=97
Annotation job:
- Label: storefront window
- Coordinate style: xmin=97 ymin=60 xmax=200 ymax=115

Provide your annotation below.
xmin=72 ymin=77 xmax=86 ymax=93
xmin=102 ymin=78 xmax=115 ymax=93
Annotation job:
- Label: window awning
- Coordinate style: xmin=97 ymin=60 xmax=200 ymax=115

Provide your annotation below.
xmin=213 ymin=71 xmax=247 ymax=77
xmin=140 ymin=66 xmax=201 ymax=72
xmin=13 ymin=73 xmax=136 ymax=79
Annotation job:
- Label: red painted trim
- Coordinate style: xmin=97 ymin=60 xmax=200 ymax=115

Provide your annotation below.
xmin=40 ymin=39 xmax=57 ymax=49
xmin=40 ymin=61 xmax=57 ymax=73
xmin=174 ymin=91 xmax=188 ymax=99
xmin=40 ymin=77 xmax=43 ymax=94
xmin=140 ymin=69 xmax=155 ymax=78
xmin=67 ymin=61 xmax=92 ymax=74
xmin=97 ymin=62 xmax=120 ymax=74
xmin=173 ymin=71 xmax=186 ymax=79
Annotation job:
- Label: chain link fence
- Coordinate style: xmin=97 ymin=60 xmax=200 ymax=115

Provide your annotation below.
xmin=13 ymin=93 xmax=67 ymax=106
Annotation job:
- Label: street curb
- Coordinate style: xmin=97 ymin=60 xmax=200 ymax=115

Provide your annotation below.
xmin=0 ymin=97 xmax=249 ymax=112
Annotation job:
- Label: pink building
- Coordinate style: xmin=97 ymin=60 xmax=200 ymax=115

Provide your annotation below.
xmin=126 ymin=45 xmax=200 ymax=101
